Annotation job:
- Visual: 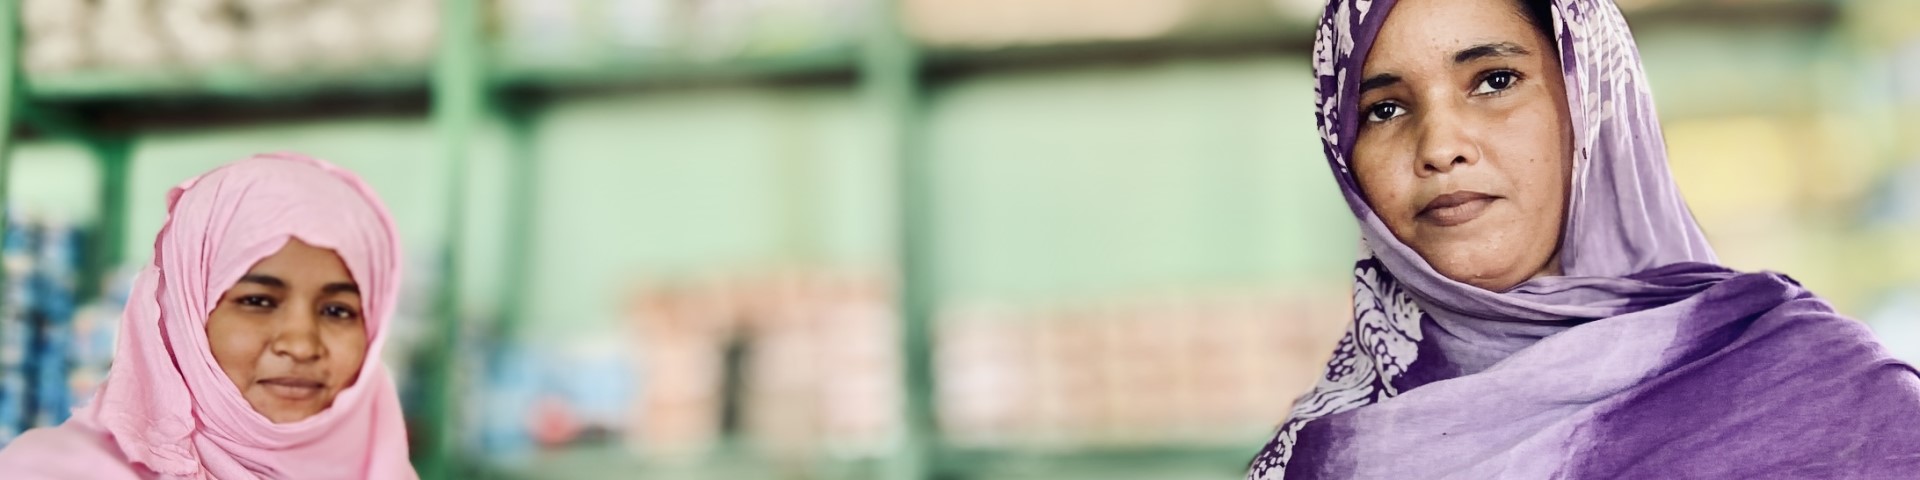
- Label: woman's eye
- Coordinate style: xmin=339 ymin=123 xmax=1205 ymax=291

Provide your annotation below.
xmin=1473 ymin=71 xmax=1519 ymax=95
xmin=322 ymin=305 xmax=362 ymax=322
xmin=1365 ymin=102 xmax=1405 ymax=123
xmin=237 ymin=295 xmax=275 ymax=309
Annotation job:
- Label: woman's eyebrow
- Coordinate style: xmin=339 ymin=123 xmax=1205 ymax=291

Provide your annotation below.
xmin=237 ymin=274 xmax=286 ymax=289
xmin=322 ymin=282 xmax=360 ymax=296
xmin=1451 ymin=41 xmax=1528 ymax=63
xmin=1360 ymin=73 xmax=1403 ymax=96
xmin=1454 ymin=42 xmax=1532 ymax=63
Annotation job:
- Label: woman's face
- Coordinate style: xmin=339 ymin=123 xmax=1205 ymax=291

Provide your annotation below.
xmin=206 ymin=238 xmax=368 ymax=424
xmin=1351 ymin=0 xmax=1573 ymax=292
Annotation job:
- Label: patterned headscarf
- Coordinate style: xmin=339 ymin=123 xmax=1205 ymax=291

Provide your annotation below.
xmin=1249 ymin=0 xmax=1920 ymax=478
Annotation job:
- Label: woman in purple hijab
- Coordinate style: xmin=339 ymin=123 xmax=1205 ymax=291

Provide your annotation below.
xmin=1248 ymin=0 xmax=1920 ymax=478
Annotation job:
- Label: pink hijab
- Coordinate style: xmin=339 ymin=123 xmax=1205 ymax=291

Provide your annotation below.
xmin=0 ymin=153 xmax=416 ymax=479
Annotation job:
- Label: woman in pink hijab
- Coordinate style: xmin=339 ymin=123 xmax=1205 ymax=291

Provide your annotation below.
xmin=0 ymin=153 xmax=416 ymax=479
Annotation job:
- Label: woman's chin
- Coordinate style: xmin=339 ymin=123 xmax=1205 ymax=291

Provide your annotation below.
xmin=261 ymin=411 xmax=313 ymax=424
xmin=248 ymin=398 xmax=325 ymax=424
xmin=1412 ymin=238 xmax=1560 ymax=293
xmin=1427 ymin=255 xmax=1534 ymax=292
xmin=1458 ymin=275 xmax=1526 ymax=293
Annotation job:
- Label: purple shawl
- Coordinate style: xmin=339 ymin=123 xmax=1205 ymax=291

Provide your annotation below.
xmin=1248 ymin=0 xmax=1920 ymax=478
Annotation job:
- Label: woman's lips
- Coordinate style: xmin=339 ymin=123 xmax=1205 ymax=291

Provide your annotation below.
xmin=1419 ymin=191 xmax=1499 ymax=227
xmin=258 ymin=377 xmax=326 ymax=400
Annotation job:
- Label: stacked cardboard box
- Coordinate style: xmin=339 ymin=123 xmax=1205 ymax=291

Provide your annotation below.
xmin=624 ymin=270 xmax=1350 ymax=457
xmin=497 ymin=0 xmax=861 ymax=69
xmin=625 ymin=270 xmax=900 ymax=460
xmin=935 ymin=287 xmax=1349 ymax=448
xmin=904 ymin=0 xmax=1296 ymax=49
xmin=22 ymin=0 xmax=435 ymax=77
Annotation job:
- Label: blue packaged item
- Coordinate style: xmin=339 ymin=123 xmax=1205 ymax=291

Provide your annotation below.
xmin=0 ymin=218 xmax=38 ymax=442
xmin=476 ymin=341 xmax=541 ymax=465
xmin=69 ymin=268 xmax=131 ymax=410
xmin=29 ymin=222 xmax=83 ymax=425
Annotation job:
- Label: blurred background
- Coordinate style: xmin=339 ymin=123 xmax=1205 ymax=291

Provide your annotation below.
xmin=0 ymin=0 xmax=1914 ymax=478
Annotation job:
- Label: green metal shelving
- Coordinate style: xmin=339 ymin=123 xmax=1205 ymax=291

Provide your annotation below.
xmin=0 ymin=1 xmax=935 ymax=478
xmin=417 ymin=0 xmax=486 ymax=477
xmin=0 ymin=0 xmax=140 ymax=348
xmin=859 ymin=1 xmax=936 ymax=478
xmin=0 ymin=0 xmax=18 ymax=261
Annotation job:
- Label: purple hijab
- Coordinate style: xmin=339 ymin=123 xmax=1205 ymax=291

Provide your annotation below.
xmin=1248 ymin=0 xmax=1920 ymax=478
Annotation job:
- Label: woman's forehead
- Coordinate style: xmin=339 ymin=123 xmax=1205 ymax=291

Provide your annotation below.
xmin=240 ymin=239 xmax=358 ymax=288
xmin=1364 ymin=0 xmax=1545 ymax=69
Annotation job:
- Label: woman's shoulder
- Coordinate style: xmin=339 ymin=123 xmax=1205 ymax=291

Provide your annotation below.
xmin=1731 ymin=272 xmax=1920 ymax=388
xmin=0 ymin=422 xmax=152 ymax=479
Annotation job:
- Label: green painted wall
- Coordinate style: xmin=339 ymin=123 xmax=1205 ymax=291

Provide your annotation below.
xmin=8 ymin=142 xmax=100 ymax=223
xmin=522 ymin=86 xmax=885 ymax=343
xmin=928 ymin=57 xmax=1352 ymax=306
